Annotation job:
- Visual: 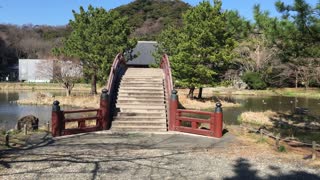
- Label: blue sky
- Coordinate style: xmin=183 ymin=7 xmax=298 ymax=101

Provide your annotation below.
xmin=0 ymin=0 xmax=318 ymax=26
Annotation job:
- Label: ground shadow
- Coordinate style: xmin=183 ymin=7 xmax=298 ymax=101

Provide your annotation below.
xmin=224 ymin=157 xmax=320 ymax=180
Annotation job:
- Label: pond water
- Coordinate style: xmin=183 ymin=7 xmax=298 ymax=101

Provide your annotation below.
xmin=0 ymin=90 xmax=89 ymax=131
xmin=216 ymin=95 xmax=320 ymax=143
xmin=218 ymin=95 xmax=320 ymax=125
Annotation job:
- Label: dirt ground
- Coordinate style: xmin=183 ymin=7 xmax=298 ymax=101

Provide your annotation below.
xmin=0 ymin=128 xmax=319 ymax=179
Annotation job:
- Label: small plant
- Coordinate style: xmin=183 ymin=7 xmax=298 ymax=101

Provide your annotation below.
xmin=236 ymin=116 xmax=243 ymax=124
xmin=257 ymin=137 xmax=267 ymax=143
xmin=278 ymin=145 xmax=287 ymax=152
xmin=241 ymin=72 xmax=267 ymax=90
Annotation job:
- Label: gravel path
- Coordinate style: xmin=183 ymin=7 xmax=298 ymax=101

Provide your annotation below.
xmin=0 ymin=131 xmax=319 ymax=180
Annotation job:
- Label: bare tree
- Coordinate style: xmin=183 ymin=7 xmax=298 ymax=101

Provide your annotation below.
xmin=233 ymin=35 xmax=277 ymax=73
xmin=37 ymin=59 xmax=82 ymax=96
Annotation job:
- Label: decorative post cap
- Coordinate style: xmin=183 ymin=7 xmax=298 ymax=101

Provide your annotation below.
xmin=53 ymin=100 xmax=60 ymax=106
xmin=171 ymin=89 xmax=178 ymax=100
xmin=52 ymin=100 xmax=60 ymax=112
xmin=102 ymin=88 xmax=108 ymax=94
xmin=172 ymin=89 xmax=177 ymax=95
xmin=101 ymin=88 xmax=109 ymax=100
xmin=215 ymin=102 xmax=222 ymax=113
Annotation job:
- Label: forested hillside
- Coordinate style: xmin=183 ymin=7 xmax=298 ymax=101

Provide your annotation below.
xmin=0 ymin=24 xmax=71 ymax=61
xmin=0 ymin=0 xmax=189 ymax=62
xmin=113 ymin=0 xmax=190 ymax=39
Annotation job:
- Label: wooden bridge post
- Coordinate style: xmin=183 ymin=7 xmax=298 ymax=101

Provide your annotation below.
xmin=100 ymin=89 xmax=109 ymax=130
xmin=213 ymin=102 xmax=223 ymax=138
xmin=51 ymin=100 xmax=62 ymax=137
xmin=169 ymin=89 xmax=178 ymax=131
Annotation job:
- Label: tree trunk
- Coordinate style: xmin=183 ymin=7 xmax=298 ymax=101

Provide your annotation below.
xmin=187 ymin=86 xmax=195 ymax=99
xmin=91 ymin=74 xmax=97 ymax=95
xmin=305 ymin=80 xmax=309 ymax=90
xmin=67 ymin=87 xmax=71 ymax=96
xmin=295 ymin=70 xmax=298 ymax=88
xmin=198 ymin=87 xmax=203 ymax=99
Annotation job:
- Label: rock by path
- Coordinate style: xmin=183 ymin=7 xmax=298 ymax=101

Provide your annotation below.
xmin=0 ymin=131 xmax=319 ymax=180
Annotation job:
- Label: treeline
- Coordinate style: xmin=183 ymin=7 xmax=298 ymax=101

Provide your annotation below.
xmin=156 ymin=0 xmax=320 ymax=96
xmin=0 ymin=24 xmax=71 ymax=60
xmin=0 ymin=0 xmax=189 ymax=66
xmin=113 ymin=0 xmax=190 ymax=40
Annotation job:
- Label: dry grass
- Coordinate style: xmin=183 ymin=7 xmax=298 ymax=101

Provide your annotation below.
xmin=0 ymin=82 xmax=92 ymax=91
xmin=225 ymin=126 xmax=320 ymax=168
xmin=177 ymin=88 xmax=240 ymax=109
xmin=239 ymin=111 xmax=276 ymax=126
xmin=18 ymin=93 xmax=100 ymax=108
xmin=239 ymin=111 xmax=320 ymax=129
xmin=65 ymin=120 xmax=97 ymax=129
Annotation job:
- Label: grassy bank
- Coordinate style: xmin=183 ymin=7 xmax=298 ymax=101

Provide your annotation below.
xmin=18 ymin=94 xmax=100 ymax=108
xmin=0 ymin=82 xmax=92 ymax=91
xmin=213 ymin=87 xmax=320 ymax=99
xmin=0 ymin=127 xmax=49 ymax=150
xmin=177 ymin=88 xmax=241 ymax=109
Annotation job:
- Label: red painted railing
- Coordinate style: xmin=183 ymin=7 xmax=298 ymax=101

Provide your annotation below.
xmin=51 ymin=89 xmax=109 ymax=137
xmin=51 ymin=53 xmax=126 ymax=137
xmin=169 ymin=90 xmax=223 ymax=138
xmin=106 ymin=53 xmax=126 ymax=92
xmin=160 ymin=54 xmax=174 ymax=130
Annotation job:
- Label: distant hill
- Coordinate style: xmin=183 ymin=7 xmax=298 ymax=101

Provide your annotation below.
xmin=113 ymin=0 xmax=191 ymax=40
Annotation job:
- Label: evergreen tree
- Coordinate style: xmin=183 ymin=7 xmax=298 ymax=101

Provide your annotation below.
xmin=254 ymin=0 xmax=320 ymax=88
xmin=157 ymin=1 xmax=237 ymax=98
xmin=58 ymin=5 xmax=136 ymax=94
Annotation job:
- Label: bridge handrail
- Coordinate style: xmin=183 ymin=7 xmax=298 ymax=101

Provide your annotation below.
xmin=175 ymin=109 xmax=221 ymax=137
xmin=106 ymin=53 xmax=126 ymax=92
xmin=160 ymin=54 xmax=173 ymax=96
xmin=51 ymin=53 xmax=126 ymax=137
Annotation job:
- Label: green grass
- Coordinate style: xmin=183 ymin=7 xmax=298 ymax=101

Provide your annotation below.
xmin=278 ymin=145 xmax=287 ymax=152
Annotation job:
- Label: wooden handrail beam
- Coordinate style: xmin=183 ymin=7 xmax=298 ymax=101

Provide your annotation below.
xmin=176 ymin=116 xmax=211 ymax=124
xmin=177 ymin=109 xmax=214 ymax=116
xmin=64 ymin=109 xmax=99 ymax=114
xmin=64 ymin=116 xmax=98 ymax=122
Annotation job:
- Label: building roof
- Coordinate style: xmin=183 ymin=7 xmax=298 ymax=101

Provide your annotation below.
xmin=127 ymin=41 xmax=157 ymax=66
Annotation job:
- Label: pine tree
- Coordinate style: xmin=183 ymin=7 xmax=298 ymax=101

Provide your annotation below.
xmin=58 ymin=5 xmax=137 ymax=94
xmin=157 ymin=1 xmax=237 ymax=98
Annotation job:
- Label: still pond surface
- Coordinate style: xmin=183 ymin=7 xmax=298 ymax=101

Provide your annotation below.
xmin=0 ymin=90 xmax=88 ymax=130
xmin=0 ymin=91 xmax=320 ymax=142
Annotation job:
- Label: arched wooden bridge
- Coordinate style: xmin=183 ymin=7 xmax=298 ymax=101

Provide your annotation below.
xmin=51 ymin=54 xmax=223 ymax=138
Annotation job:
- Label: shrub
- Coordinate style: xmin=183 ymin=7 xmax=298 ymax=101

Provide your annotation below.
xmin=241 ymin=72 xmax=267 ymax=90
xmin=278 ymin=145 xmax=287 ymax=152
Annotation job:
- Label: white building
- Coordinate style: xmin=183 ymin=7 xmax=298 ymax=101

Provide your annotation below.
xmin=19 ymin=59 xmax=53 ymax=83
xmin=19 ymin=59 xmax=82 ymax=83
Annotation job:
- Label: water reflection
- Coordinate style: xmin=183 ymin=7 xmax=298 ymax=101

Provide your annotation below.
xmin=0 ymin=90 xmax=88 ymax=130
xmin=214 ymin=95 xmax=320 ymax=125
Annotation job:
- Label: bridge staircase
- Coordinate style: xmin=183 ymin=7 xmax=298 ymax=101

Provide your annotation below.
xmin=51 ymin=53 xmax=223 ymax=138
xmin=111 ymin=68 xmax=167 ymax=132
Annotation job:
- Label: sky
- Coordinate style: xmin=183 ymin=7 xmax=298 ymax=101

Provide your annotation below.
xmin=0 ymin=0 xmax=318 ymax=26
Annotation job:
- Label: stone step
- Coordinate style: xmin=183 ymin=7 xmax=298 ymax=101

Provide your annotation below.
xmin=118 ymin=90 xmax=164 ymax=95
xmin=118 ymin=109 xmax=165 ymax=113
xmin=111 ymin=126 xmax=167 ymax=132
xmin=117 ymin=112 xmax=166 ymax=117
xmin=112 ymin=121 xmax=166 ymax=126
xmin=123 ymin=76 xmax=163 ymax=78
xmin=113 ymin=116 xmax=166 ymax=121
xmin=116 ymin=104 xmax=165 ymax=108
xmin=120 ymin=82 xmax=163 ymax=86
xmin=119 ymin=86 xmax=164 ymax=90
xmin=117 ymin=99 xmax=165 ymax=104
xmin=121 ymin=79 xmax=163 ymax=82
xmin=121 ymin=76 xmax=163 ymax=82
xmin=120 ymin=84 xmax=163 ymax=88
xmin=117 ymin=96 xmax=165 ymax=100
xmin=118 ymin=92 xmax=165 ymax=97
